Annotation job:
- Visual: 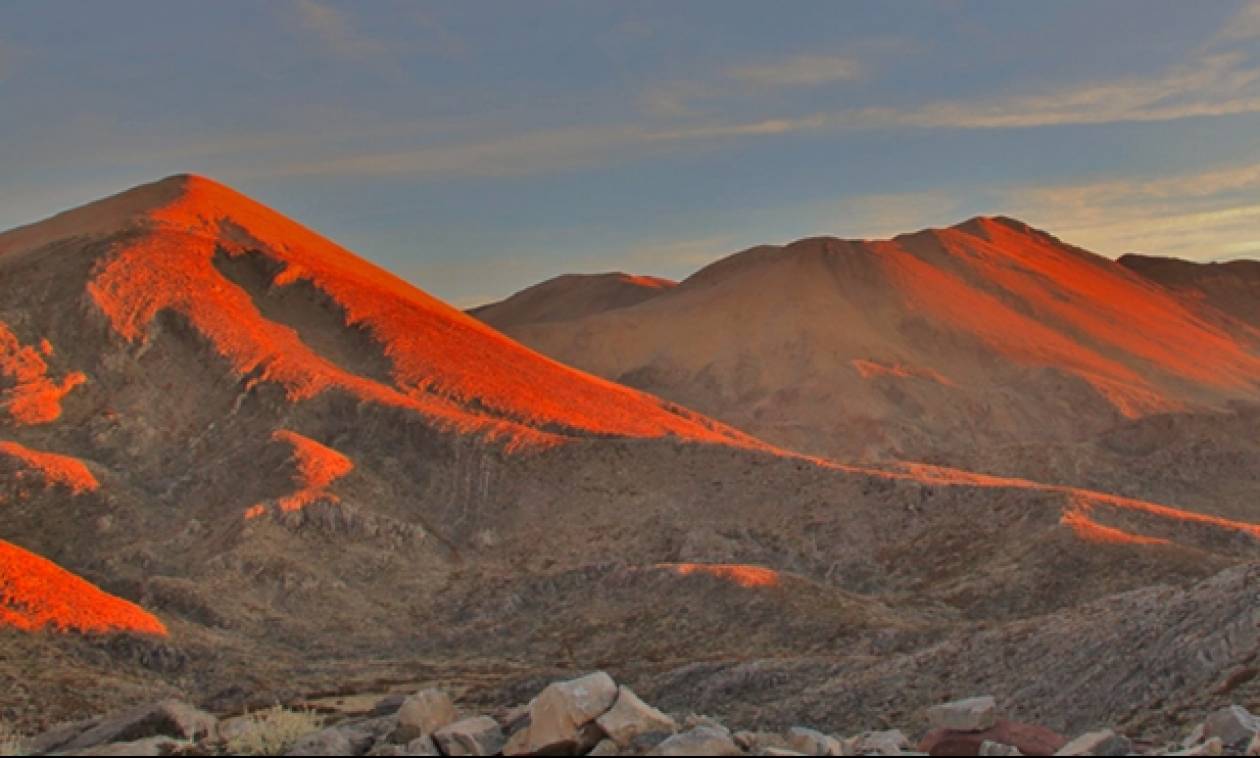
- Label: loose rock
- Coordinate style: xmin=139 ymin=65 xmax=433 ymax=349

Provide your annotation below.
xmin=60 ymin=699 xmax=218 ymax=752
xmin=595 ymin=685 xmax=678 ymax=747
xmin=391 ymin=688 xmax=459 ymax=744
xmin=1053 ymin=729 xmax=1131 ymax=756
xmin=285 ymin=726 xmax=354 ymax=756
xmin=927 ymin=696 xmax=999 ymax=732
xmin=1203 ymin=705 xmax=1260 ymax=747
xmin=648 ymin=726 xmax=743 ymax=756
xmin=433 ymin=716 xmax=505 ymax=757
xmin=785 ymin=725 xmax=843 ymax=756
xmin=521 ymin=671 xmax=619 ymax=754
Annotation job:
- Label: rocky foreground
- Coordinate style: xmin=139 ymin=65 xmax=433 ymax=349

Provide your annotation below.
xmin=6 ymin=671 xmax=1260 ymax=757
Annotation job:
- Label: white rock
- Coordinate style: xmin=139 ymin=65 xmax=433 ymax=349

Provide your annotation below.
xmin=927 ymin=696 xmax=999 ymax=732
xmin=595 ymin=685 xmax=678 ymax=747
xmin=979 ymin=740 xmax=1023 ymax=756
xmin=522 ymin=671 xmax=619 ymax=754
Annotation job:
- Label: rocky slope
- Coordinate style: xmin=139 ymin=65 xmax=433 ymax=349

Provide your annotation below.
xmin=0 ymin=177 xmax=1256 ymax=745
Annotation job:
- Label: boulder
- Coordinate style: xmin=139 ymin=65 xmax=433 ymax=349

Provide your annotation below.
xmin=285 ymin=726 xmax=354 ymax=756
xmin=521 ymin=671 xmax=619 ymax=754
xmin=595 ymin=685 xmax=678 ymax=747
xmin=1053 ymin=729 xmax=1131 ymax=756
xmin=406 ymin=735 xmax=441 ymax=755
xmin=647 ymin=726 xmax=743 ymax=756
xmin=391 ymin=688 xmax=459 ymax=743
xmin=1167 ymin=737 xmax=1224 ymax=756
xmin=927 ymin=696 xmax=998 ymax=732
xmin=785 ymin=725 xmax=843 ymax=755
xmin=919 ymin=719 xmax=1067 ymax=756
xmin=1204 ymin=705 xmax=1260 ymax=747
xmin=978 ymin=741 xmax=1023 ymax=756
xmin=369 ymin=693 xmax=408 ymax=717
xmin=60 ymin=699 xmax=218 ymax=751
xmin=854 ymin=728 xmax=912 ymax=755
xmin=433 ymin=716 xmax=505 ymax=756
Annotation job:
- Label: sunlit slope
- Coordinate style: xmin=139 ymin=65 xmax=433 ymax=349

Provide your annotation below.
xmin=486 ymin=217 xmax=1260 ymax=462
xmin=0 ymin=175 xmax=760 ymax=453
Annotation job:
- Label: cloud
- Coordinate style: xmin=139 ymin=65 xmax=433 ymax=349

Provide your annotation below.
xmin=1218 ymin=0 xmax=1260 ymax=41
xmin=729 ymin=54 xmax=863 ymax=88
xmin=292 ymin=0 xmax=387 ymax=59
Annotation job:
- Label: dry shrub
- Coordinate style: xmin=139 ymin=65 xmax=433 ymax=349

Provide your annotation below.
xmin=224 ymin=706 xmax=322 ymax=756
xmin=0 ymin=721 xmax=25 ymax=757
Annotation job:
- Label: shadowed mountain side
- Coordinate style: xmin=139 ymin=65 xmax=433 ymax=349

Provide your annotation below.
xmin=1120 ymin=253 xmax=1260 ymax=340
xmin=468 ymin=272 xmax=676 ymax=328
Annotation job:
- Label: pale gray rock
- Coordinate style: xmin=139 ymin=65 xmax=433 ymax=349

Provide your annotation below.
xmin=285 ymin=726 xmax=354 ymax=756
xmin=979 ymin=740 xmax=1024 ymax=756
xmin=595 ymin=685 xmax=677 ymax=747
xmin=1053 ymin=729 xmax=1132 ymax=756
xmin=785 ymin=725 xmax=843 ymax=755
xmin=589 ymin=738 xmax=622 ymax=756
xmin=391 ymin=688 xmax=458 ymax=743
xmin=927 ymin=696 xmax=999 ymax=732
xmin=647 ymin=726 xmax=743 ymax=756
xmin=521 ymin=671 xmax=618 ymax=754
xmin=1204 ymin=705 xmax=1260 ymax=747
xmin=433 ymin=716 xmax=505 ymax=756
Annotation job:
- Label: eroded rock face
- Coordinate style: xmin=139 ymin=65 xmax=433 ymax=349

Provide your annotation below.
xmin=520 ymin=671 xmax=618 ymax=754
xmin=595 ymin=685 xmax=678 ymax=747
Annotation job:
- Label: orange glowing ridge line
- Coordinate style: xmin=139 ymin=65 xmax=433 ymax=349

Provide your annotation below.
xmin=245 ymin=429 xmax=354 ymax=519
xmin=85 ymin=175 xmax=766 ymax=455
xmin=0 ymin=441 xmax=99 ymax=494
xmin=0 ymin=321 xmax=85 ymax=426
xmin=657 ymin=562 xmax=781 ymax=588
xmin=0 ymin=539 xmax=167 ymax=636
xmin=1059 ymin=509 xmax=1171 ymax=547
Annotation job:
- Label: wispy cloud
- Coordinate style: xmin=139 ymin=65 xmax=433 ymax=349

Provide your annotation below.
xmin=729 ymin=54 xmax=862 ymax=88
xmin=292 ymin=0 xmax=387 ymax=59
xmin=1218 ymin=0 xmax=1260 ymax=41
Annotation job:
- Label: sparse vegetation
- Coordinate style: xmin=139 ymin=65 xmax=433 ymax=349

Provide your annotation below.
xmin=0 ymin=721 xmax=26 ymax=757
xmin=223 ymin=706 xmax=322 ymax=756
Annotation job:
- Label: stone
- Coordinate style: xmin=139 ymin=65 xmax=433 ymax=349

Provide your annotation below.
xmin=786 ymin=725 xmax=843 ymax=755
xmin=595 ymin=685 xmax=678 ymax=747
xmin=502 ymin=727 xmax=533 ymax=756
xmin=433 ymin=716 xmax=505 ymax=756
xmin=1249 ymin=732 xmax=1260 ymax=757
xmin=370 ymin=693 xmax=408 ymax=717
xmin=919 ymin=719 xmax=1067 ymax=756
xmin=62 ymin=736 xmax=180 ymax=756
xmin=523 ymin=671 xmax=619 ymax=754
xmin=684 ymin=714 xmax=731 ymax=734
xmin=1168 ymin=737 xmax=1224 ymax=756
xmin=927 ymin=696 xmax=999 ymax=733
xmin=1204 ymin=705 xmax=1260 ymax=747
xmin=406 ymin=734 xmax=440 ymax=755
xmin=766 ymin=749 xmax=809 ymax=757
xmin=391 ymin=688 xmax=459 ymax=743
xmin=1052 ymin=729 xmax=1131 ymax=756
xmin=60 ymin=699 xmax=218 ymax=751
xmin=979 ymin=740 xmax=1023 ymax=756
xmin=589 ymin=738 xmax=622 ymax=756
xmin=855 ymin=728 xmax=912 ymax=755
xmin=626 ymin=730 xmax=675 ymax=754
xmin=647 ymin=726 xmax=743 ymax=756
xmin=285 ymin=726 xmax=354 ymax=756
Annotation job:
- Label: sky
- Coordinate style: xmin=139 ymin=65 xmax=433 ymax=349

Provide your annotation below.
xmin=2 ymin=1 xmax=1260 ymax=307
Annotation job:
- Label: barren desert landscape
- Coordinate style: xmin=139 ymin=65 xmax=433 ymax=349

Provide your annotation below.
xmin=2 ymin=2 xmax=1260 ymax=757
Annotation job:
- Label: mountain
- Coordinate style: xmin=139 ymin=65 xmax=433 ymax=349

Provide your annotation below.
xmin=468 ymin=272 xmax=676 ymax=327
xmin=1 ymin=177 xmax=1255 ymax=739
xmin=1120 ymin=252 xmax=1260 ymax=336
xmin=474 ymin=218 xmax=1260 ymax=512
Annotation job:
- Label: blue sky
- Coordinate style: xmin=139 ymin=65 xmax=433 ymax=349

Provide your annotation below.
xmin=3 ymin=1 xmax=1260 ymax=306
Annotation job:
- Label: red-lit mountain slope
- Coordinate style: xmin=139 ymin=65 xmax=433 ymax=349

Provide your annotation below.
xmin=0 ymin=176 xmax=1254 ymax=735
xmin=1119 ymin=252 xmax=1260 ymax=337
xmin=478 ymin=217 xmax=1260 ymax=478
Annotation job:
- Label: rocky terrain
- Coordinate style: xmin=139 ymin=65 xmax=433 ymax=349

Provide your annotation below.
xmin=5 ymin=670 xmax=1259 ymax=756
xmin=0 ymin=176 xmax=1257 ymax=754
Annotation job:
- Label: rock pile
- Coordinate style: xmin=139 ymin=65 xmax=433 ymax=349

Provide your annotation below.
xmin=10 ymin=673 xmax=1260 ymax=756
